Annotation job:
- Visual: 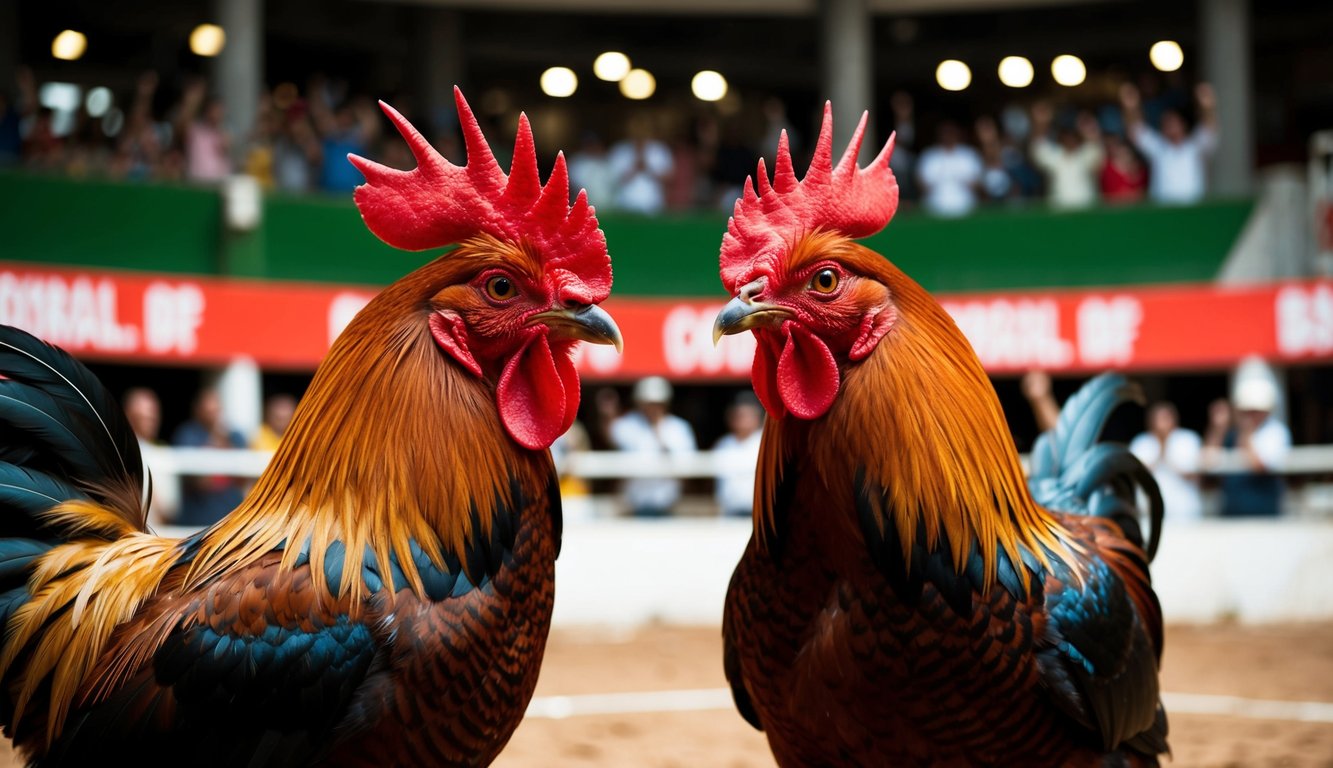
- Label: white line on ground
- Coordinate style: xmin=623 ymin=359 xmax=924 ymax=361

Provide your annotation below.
xmin=525 ymin=688 xmax=1333 ymax=724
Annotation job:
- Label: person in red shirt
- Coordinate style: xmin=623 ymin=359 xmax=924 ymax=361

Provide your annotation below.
xmin=1100 ymin=133 xmax=1148 ymax=203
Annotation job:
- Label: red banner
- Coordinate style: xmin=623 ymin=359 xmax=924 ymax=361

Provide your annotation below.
xmin=2 ymin=261 xmax=1330 ymax=380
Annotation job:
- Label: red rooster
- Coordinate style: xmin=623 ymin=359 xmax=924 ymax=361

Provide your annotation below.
xmin=0 ymin=87 xmax=621 ymax=766
xmin=713 ymin=105 xmax=1167 ymax=766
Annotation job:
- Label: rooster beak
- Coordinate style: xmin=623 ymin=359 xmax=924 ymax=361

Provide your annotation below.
xmin=713 ymin=294 xmax=792 ymax=345
xmin=533 ymin=304 xmax=624 ymax=353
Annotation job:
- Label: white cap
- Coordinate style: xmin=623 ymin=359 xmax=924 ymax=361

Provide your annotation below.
xmin=633 ymin=376 xmax=673 ymax=404
xmin=1234 ymin=377 xmax=1277 ymax=411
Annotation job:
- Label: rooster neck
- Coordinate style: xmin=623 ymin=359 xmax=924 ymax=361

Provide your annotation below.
xmin=756 ymin=283 xmax=1066 ymax=585
xmin=185 ymin=302 xmax=550 ymax=601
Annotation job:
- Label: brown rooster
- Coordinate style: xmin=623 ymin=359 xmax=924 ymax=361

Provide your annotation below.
xmin=713 ymin=104 xmax=1167 ymax=766
xmin=0 ymin=87 xmax=621 ymax=767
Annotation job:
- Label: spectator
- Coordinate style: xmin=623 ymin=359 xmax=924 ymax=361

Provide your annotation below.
xmin=1029 ymin=104 xmax=1104 ymax=209
xmin=666 ymin=126 xmax=704 ymax=211
xmin=122 ymin=387 xmax=178 ymax=526
xmin=887 ymin=91 xmax=919 ymax=203
xmin=916 ymin=120 xmax=983 ymax=217
xmin=175 ymin=78 xmax=232 ymax=183
xmin=1129 ymin=402 xmax=1204 ymax=520
xmin=710 ymin=119 xmax=757 ymax=212
xmin=115 ymin=71 xmax=167 ymax=182
xmin=1203 ymin=377 xmax=1292 ymax=517
xmin=272 ymin=103 xmax=321 ymax=193
xmin=607 ymin=117 xmax=673 ymax=215
xmin=1021 ymin=370 xmax=1061 ymax=434
xmin=310 ymin=78 xmax=380 ymax=194
xmin=997 ymin=103 xmax=1043 ymax=199
xmin=251 ymin=393 xmax=297 ymax=451
xmin=551 ymin=420 xmax=591 ymax=500
xmin=1100 ymin=133 xmax=1148 ymax=204
xmin=172 ymin=387 xmax=247 ymax=526
xmin=568 ymin=131 xmax=616 ymax=210
xmin=974 ymin=116 xmax=1014 ymax=204
xmin=713 ymin=392 xmax=764 ymax=518
xmin=0 ymin=68 xmax=35 ymax=167
xmin=1120 ymin=81 xmax=1218 ymax=204
xmin=608 ymin=376 xmax=697 ymax=517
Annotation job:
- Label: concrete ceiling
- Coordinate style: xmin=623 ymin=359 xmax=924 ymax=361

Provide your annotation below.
xmin=364 ymin=0 xmax=1116 ymax=17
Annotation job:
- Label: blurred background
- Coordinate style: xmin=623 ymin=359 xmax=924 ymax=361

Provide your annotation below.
xmin=1 ymin=0 xmax=1332 ymax=764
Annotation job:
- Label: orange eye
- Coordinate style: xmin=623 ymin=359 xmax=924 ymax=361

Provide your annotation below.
xmin=485 ymin=275 xmax=518 ymax=301
xmin=810 ymin=268 xmax=839 ymax=294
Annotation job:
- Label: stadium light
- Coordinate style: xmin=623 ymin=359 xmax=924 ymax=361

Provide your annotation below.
xmin=1150 ymin=40 xmax=1184 ymax=72
xmin=691 ymin=70 xmax=728 ymax=102
xmin=594 ymin=52 xmax=631 ymax=82
xmin=1051 ymin=55 xmax=1086 ymax=87
xmin=935 ymin=60 xmax=971 ymax=92
xmin=620 ymin=68 xmax=656 ymax=100
xmin=51 ymin=30 xmax=87 ymax=61
xmin=997 ymin=56 xmax=1034 ymax=88
xmin=189 ymin=24 xmax=226 ymax=57
xmin=540 ymin=67 xmax=578 ymax=98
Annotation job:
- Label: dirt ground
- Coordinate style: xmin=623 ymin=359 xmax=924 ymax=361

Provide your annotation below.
xmin=0 ymin=622 xmax=1328 ymax=767
xmin=496 ymin=622 xmax=1333 ymax=768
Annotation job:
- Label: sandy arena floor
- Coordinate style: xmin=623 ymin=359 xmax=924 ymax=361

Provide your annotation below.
xmin=0 ymin=622 xmax=1329 ymax=766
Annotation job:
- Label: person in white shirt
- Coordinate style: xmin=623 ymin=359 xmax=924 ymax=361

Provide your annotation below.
xmin=712 ymin=393 xmax=764 ymax=518
xmin=1029 ymin=103 xmax=1104 ymax=210
xmin=609 ymin=377 xmax=698 ymax=517
xmin=1130 ymin=402 xmax=1204 ymax=521
xmin=607 ymin=118 xmax=674 ymax=215
xmin=567 ymin=132 xmax=617 ymax=213
xmin=1203 ymin=376 xmax=1292 ymax=517
xmin=1120 ymin=82 xmax=1218 ymax=204
xmin=916 ymin=121 xmax=983 ymax=217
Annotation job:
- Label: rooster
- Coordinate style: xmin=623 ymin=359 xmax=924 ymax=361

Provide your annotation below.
xmin=713 ymin=104 xmax=1167 ymax=766
xmin=0 ymin=87 xmax=621 ymax=767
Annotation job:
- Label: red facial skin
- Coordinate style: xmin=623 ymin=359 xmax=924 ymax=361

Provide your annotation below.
xmin=736 ymin=235 xmax=897 ymax=421
xmin=426 ymin=241 xmax=586 ymax=451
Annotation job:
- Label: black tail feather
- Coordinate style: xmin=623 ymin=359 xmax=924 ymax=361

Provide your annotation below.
xmin=1028 ymin=373 xmax=1164 ymax=561
xmin=0 ymin=325 xmax=147 ymax=535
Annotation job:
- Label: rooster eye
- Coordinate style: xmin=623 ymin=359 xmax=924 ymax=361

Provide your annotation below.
xmin=485 ymin=276 xmax=518 ymax=301
xmin=810 ymin=269 xmax=839 ymax=294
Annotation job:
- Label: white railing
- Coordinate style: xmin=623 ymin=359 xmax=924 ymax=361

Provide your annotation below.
xmin=143 ymin=444 xmax=1333 ymax=481
xmin=139 ymin=444 xmax=1333 ymax=520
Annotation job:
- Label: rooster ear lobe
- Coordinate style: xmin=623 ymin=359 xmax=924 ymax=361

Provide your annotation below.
xmin=429 ymin=312 xmax=483 ymax=377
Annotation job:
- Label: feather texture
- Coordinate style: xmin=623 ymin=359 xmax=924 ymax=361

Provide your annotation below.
xmin=723 ymin=240 xmax=1167 ymax=766
xmin=0 ymin=247 xmax=565 ymax=765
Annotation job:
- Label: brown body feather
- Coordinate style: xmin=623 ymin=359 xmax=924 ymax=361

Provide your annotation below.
xmin=0 ymin=244 xmax=563 ymax=764
xmin=725 ymin=238 xmax=1165 ymax=766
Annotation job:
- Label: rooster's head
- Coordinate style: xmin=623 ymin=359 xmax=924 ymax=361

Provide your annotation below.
xmin=713 ymin=103 xmax=900 ymax=421
xmin=349 ymin=87 xmax=620 ymax=451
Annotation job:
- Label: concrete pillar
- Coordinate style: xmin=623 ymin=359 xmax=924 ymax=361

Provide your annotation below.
xmin=1200 ymin=0 xmax=1254 ymax=197
xmin=215 ymin=0 xmax=263 ymax=166
xmin=417 ymin=9 xmax=465 ymax=142
xmin=820 ymin=0 xmax=874 ymax=162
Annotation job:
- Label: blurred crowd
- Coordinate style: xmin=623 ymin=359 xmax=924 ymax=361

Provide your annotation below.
xmin=889 ymin=78 xmax=1219 ymax=217
xmin=1022 ymin=358 xmax=1293 ymax=522
xmin=126 ymin=355 xmax=1296 ymax=528
xmin=4 ymin=64 xmax=1221 ymax=215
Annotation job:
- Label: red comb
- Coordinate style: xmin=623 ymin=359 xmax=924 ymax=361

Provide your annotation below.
xmin=349 ymin=87 xmax=611 ymax=304
xmin=719 ymin=102 xmax=898 ymax=292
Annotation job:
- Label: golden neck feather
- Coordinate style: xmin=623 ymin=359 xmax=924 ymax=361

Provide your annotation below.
xmin=184 ymin=277 xmax=542 ymax=601
xmin=757 ymin=253 xmax=1067 ymax=585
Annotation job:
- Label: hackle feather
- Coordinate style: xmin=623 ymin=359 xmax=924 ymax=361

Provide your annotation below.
xmin=757 ymin=238 xmax=1074 ymax=588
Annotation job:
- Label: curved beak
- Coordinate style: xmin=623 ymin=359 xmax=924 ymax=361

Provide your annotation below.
xmin=713 ymin=296 xmax=792 ymax=345
xmin=532 ymin=304 xmax=624 ymax=353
